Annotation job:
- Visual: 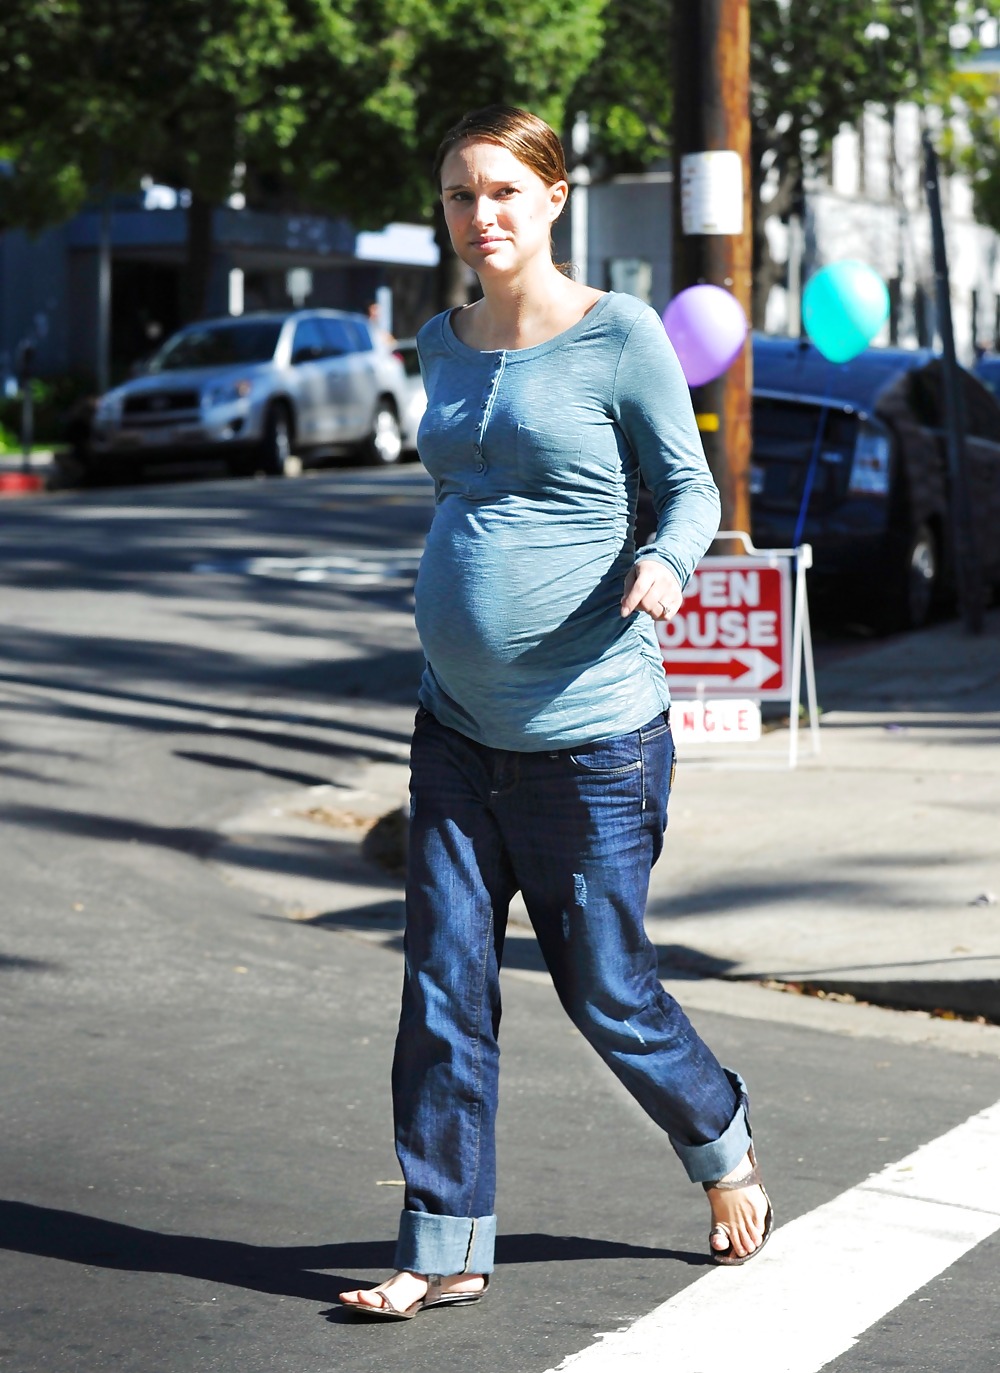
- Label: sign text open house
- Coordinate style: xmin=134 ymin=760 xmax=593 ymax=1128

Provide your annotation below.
xmin=655 ymin=556 xmax=792 ymax=699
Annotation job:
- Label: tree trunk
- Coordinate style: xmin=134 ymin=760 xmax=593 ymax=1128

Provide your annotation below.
xmin=433 ymin=207 xmax=470 ymax=313
xmin=181 ymin=191 xmax=215 ymax=324
xmin=750 ymin=148 xmax=803 ymax=329
xmin=752 ymin=208 xmax=787 ymax=330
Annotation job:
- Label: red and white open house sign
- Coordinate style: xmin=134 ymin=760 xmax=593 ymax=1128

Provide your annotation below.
xmin=654 ymin=556 xmax=792 ymax=699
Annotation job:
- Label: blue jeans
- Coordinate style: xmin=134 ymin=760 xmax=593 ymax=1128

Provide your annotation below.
xmin=391 ymin=707 xmax=752 ymax=1276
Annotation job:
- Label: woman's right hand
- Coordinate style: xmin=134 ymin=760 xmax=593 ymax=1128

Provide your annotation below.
xmin=621 ymin=560 xmax=683 ymax=621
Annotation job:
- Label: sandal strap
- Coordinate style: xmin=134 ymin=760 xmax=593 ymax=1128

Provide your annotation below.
xmin=369 ymin=1287 xmax=406 ymax=1314
xmin=702 ymin=1161 xmax=762 ymax=1193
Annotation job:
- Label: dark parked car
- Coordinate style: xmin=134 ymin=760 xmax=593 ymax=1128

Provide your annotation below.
xmin=751 ymin=335 xmax=1000 ymax=630
xmin=638 ymin=337 xmax=1000 ymax=633
xmin=974 ymin=353 xmax=1000 ymax=403
xmin=87 ymin=309 xmax=413 ymax=480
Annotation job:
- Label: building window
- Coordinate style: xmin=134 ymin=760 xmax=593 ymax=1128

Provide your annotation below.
xmin=915 ymin=286 xmax=934 ymax=348
xmin=607 ymin=258 xmax=653 ymax=304
xmin=888 ymin=278 xmax=901 ymax=345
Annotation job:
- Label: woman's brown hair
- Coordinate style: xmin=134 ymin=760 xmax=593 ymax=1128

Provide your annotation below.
xmin=432 ymin=105 xmax=569 ymax=191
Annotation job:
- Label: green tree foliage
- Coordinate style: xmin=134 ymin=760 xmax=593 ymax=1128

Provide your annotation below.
xmin=0 ymin=0 xmax=606 ymax=317
xmin=277 ymin=0 xmax=607 ymax=303
xmin=748 ymin=0 xmax=965 ymax=323
xmin=0 ymin=0 xmax=322 ymax=314
xmin=568 ymin=1 xmax=979 ymax=323
xmin=558 ymin=0 xmax=672 ymax=176
xmin=941 ymin=59 xmax=1000 ymax=250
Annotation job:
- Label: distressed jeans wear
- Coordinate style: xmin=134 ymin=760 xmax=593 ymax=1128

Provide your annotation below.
xmin=391 ymin=707 xmax=753 ymax=1277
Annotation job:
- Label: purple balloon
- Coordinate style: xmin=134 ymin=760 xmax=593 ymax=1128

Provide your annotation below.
xmin=662 ymin=285 xmax=748 ymax=387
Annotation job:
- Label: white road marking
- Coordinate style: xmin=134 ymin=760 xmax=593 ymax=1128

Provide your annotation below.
xmin=548 ymin=1098 xmax=1000 ymax=1373
xmin=192 ymin=550 xmax=422 ymax=585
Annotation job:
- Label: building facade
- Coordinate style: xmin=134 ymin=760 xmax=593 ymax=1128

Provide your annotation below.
xmin=5 ymin=94 xmax=1000 ymax=392
xmin=553 ymin=102 xmax=1000 ymax=367
xmin=0 ymin=193 xmax=439 ymax=389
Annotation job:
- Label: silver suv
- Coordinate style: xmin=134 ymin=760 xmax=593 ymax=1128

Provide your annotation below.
xmin=88 ymin=309 xmax=413 ymax=476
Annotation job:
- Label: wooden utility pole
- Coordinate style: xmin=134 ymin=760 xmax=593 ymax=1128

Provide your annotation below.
xmin=922 ymin=131 xmax=984 ymax=633
xmin=672 ymin=0 xmax=752 ymax=543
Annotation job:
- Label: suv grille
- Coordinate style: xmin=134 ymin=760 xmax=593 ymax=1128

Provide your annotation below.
xmin=123 ymin=391 xmax=200 ymax=416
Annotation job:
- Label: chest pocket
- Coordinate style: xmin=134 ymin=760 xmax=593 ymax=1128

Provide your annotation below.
xmin=515 ymin=424 xmax=583 ymax=485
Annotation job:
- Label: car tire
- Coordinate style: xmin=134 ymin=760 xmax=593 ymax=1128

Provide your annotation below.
xmin=226 ymin=452 xmax=257 ymax=479
xmin=879 ymin=521 xmax=939 ymax=632
xmin=78 ymin=455 xmax=134 ymax=487
xmin=260 ymin=402 xmax=294 ymax=477
xmin=363 ymin=399 xmax=402 ymax=466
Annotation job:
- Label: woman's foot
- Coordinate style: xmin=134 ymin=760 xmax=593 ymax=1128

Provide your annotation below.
xmin=338 ymin=1269 xmax=487 ymax=1316
xmin=704 ymin=1149 xmax=773 ymax=1264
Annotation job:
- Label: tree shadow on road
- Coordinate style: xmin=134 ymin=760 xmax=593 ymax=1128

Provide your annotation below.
xmin=0 ymin=802 xmax=405 ymax=894
xmin=299 ymin=904 xmax=735 ymax=981
xmin=0 ymin=668 xmax=417 ymax=746
xmin=0 ymin=1201 xmax=708 ymax=1309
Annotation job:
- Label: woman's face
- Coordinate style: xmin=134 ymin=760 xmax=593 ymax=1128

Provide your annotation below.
xmin=439 ymin=138 xmax=567 ymax=278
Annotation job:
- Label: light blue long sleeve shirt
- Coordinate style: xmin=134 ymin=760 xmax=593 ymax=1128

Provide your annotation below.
xmin=413 ymin=291 xmax=721 ymax=749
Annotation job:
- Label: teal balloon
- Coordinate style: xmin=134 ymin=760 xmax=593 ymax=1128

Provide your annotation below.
xmin=802 ymin=261 xmax=890 ymax=363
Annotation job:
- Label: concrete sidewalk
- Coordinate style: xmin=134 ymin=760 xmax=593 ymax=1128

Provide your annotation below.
xmin=642 ymin=608 xmax=1000 ymax=1019
xmin=211 ymin=607 xmax=1000 ymax=1023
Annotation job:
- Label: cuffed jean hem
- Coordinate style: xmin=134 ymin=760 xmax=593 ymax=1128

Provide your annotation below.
xmin=671 ymin=1070 xmax=753 ymax=1185
xmin=394 ymin=1211 xmax=497 ymax=1276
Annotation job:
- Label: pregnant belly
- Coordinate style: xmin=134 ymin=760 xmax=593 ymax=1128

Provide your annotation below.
xmin=414 ymin=504 xmax=626 ymax=683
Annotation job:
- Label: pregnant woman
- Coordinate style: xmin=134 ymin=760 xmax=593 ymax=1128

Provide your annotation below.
xmin=338 ymin=103 xmax=772 ymax=1320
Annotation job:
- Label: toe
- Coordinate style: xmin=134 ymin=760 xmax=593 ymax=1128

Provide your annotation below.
xmin=356 ymin=1288 xmax=389 ymax=1309
xmin=339 ymin=1286 xmax=390 ymax=1310
xmin=709 ymin=1224 xmax=732 ymax=1253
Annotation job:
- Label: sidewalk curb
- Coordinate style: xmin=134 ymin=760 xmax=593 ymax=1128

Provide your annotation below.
xmin=0 ymin=451 xmax=56 ymax=498
xmin=0 ymin=471 xmax=46 ymax=497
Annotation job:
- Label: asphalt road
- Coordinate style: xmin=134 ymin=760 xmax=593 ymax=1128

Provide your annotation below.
xmin=1 ymin=467 xmax=998 ymax=1373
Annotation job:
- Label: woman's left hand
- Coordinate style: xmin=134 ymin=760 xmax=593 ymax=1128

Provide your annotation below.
xmin=620 ymin=559 xmax=684 ymax=621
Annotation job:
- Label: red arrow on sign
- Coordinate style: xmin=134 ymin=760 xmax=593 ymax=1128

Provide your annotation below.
xmin=668 ymin=659 xmax=749 ymax=679
xmin=663 ymin=648 xmax=782 ymax=690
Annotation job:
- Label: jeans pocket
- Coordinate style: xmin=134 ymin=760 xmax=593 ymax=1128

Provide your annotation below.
xmin=567 ymin=731 xmax=642 ymax=776
xmin=639 ymin=720 xmax=674 ymax=830
xmin=638 ymin=710 xmax=672 ymax=746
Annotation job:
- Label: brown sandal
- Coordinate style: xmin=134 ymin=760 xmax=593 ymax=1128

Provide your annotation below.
xmin=703 ymin=1145 xmax=774 ymax=1266
xmin=338 ymin=1273 xmax=490 ymax=1321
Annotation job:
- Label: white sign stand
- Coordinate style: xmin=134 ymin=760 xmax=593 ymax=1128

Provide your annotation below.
xmin=667 ymin=531 xmax=820 ymax=769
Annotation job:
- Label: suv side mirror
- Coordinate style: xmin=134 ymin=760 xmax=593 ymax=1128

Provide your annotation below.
xmin=292 ymin=344 xmax=324 ymax=365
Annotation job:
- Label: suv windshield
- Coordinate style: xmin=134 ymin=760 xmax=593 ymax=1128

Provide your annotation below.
xmin=148 ymin=321 xmax=284 ymax=372
xmin=753 ymin=398 xmax=859 ymax=512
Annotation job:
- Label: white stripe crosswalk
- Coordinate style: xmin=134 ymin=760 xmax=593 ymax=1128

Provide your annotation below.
xmin=548 ymin=1098 xmax=1000 ymax=1373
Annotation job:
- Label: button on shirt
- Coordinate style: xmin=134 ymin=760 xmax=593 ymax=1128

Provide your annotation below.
xmin=413 ymin=291 xmax=721 ymax=750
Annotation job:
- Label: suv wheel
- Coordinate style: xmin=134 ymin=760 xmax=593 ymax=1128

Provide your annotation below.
xmin=364 ymin=399 xmax=402 ymax=466
xmin=880 ymin=521 xmax=938 ymax=632
xmin=261 ymin=402 xmax=294 ymax=476
xmin=903 ymin=522 xmax=939 ymax=628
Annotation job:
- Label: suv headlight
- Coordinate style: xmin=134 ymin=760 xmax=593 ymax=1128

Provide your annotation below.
xmin=848 ymin=425 xmax=891 ymax=495
xmin=95 ymin=393 xmax=122 ymax=424
xmin=204 ymin=378 xmax=253 ymax=408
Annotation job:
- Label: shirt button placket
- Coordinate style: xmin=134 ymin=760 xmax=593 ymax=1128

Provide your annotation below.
xmin=475 ymin=358 xmax=504 ymax=475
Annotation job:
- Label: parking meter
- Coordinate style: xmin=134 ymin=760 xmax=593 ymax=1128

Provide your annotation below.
xmin=16 ymin=341 xmax=35 ymax=387
xmin=15 ymin=340 xmax=35 ymax=466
